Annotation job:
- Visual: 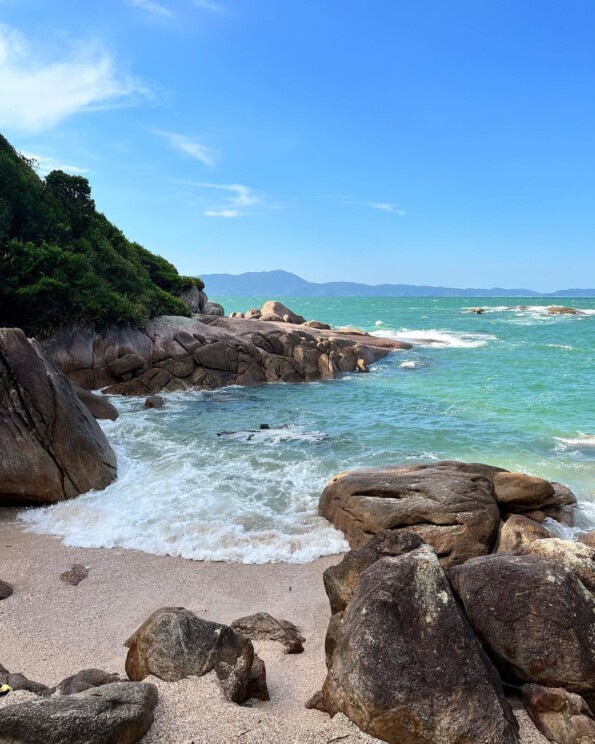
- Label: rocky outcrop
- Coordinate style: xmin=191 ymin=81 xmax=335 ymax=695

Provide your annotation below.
xmin=496 ymin=514 xmax=551 ymax=553
xmin=42 ymin=315 xmax=408 ymax=395
xmin=547 ymin=306 xmax=581 ymax=315
xmin=202 ymin=300 xmax=225 ymax=317
xmin=260 ymin=300 xmax=306 ymax=324
xmin=323 ymin=529 xmax=424 ymax=614
xmin=0 ymin=328 xmax=117 ymax=505
xmin=0 ymin=681 xmax=157 ymax=744
xmin=124 ymin=607 xmax=260 ymax=704
xmin=180 ymin=285 xmax=207 ymax=314
xmin=319 ymin=462 xmax=502 ymax=568
xmin=517 ymin=537 xmax=595 ymax=592
xmin=522 ymin=684 xmax=595 ymax=744
xmin=450 ymin=553 xmax=595 ymax=693
xmin=231 ymin=612 xmax=305 ymax=654
xmin=322 ymin=546 xmax=520 ymax=744
xmin=319 ymin=461 xmax=579 ymax=564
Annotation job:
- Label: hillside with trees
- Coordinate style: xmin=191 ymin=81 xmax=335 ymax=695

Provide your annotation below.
xmin=0 ymin=133 xmax=201 ymax=337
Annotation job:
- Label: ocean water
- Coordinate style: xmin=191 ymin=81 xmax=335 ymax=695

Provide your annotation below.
xmin=22 ymin=297 xmax=595 ymax=563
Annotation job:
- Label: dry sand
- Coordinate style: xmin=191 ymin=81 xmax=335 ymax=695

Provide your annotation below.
xmin=0 ymin=511 xmax=548 ymax=743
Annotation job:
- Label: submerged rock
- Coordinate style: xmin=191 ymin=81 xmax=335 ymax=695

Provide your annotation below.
xmin=322 ymin=546 xmax=520 ymax=744
xmin=450 ymin=553 xmax=595 ymax=693
xmin=0 ymin=681 xmax=157 ymax=744
xmin=0 ymin=328 xmax=117 ymax=505
xmin=144 ymin=395 xmax=164 ymax=409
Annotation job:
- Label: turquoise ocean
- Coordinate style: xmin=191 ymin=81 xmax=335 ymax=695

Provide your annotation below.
xmin=23 ymin=297 xmax=595 ymax=563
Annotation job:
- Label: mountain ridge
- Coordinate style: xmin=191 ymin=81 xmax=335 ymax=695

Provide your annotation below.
xmin=202 ymin=270 xmax=595 ymax=298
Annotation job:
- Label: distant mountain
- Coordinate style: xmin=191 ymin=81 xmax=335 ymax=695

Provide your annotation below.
xmin=202 ymin=270 xmax=595 ymax=298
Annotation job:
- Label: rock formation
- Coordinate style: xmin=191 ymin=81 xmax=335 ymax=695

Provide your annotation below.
xmin=0 ymin=328 xmax=117 ymax=505
xmin=231 ymin=612 xmax=305 ymax=654
xmin=322 ymin=545 xmax=520 ymax=744
xmin=522 ymin=684 xmax=595 ymax=744
xmin=42 ymin=314 xmax=409 ymax=395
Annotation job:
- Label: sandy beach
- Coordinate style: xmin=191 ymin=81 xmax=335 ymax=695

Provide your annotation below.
xmin=0 ymin=510 xmax=549 ymax=744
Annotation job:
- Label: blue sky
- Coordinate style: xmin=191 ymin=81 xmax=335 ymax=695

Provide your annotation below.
xmin=0 ymin=0 xmax=594 ymax=290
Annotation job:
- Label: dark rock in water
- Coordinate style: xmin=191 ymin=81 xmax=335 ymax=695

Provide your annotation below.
xmin=322 ymin=546 xmax=520 ymax=744
xmin=260 ymin=423 xmax=270 ymax=430
xmin=124 ymin=607 xmax=257 ymax=703
xmin=0 ymin=580 xmax=13 ymax=600
xmin=0 ymin=328 xmax=117 ymax=505
xmin=0 ymin=664 xmax=51 ymax=696
xmin=144 ymin=395 xmax=164 ymax=409
xmin=231 ymin=612 xmax=305 ymax=654
xmin=319 ymin=461 xmax=501 ymax=568
xmin=495 ymin=514 xmax=551 ymax=554
xmin=60 ymin=565 xmax=89 ymax=586
xmin=58 ymin=669 xmax=120 ymax=696
xmin=0 ymin=681 xmax=157 ymax=744
xmin=323 ymin=529 xmax=423 ymax=615
xmin=450 ymin=553 xmax=595 ymax=693
xmin=71 ymin=381 xmax=119 ymax=421
xmin=522 ymin=684 xmax=595 ymax=744
xmin=305 ymin=690 xmax=327 ymax=712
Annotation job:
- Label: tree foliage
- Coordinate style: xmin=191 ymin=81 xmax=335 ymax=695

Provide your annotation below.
xmin=0 ymin=133 xmax=203 ymax=337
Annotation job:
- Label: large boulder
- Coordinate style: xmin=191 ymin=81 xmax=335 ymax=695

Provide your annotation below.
xmin=319 ymin=462 xmax=501 ymax=568
xmin=492 ymin=472 xmax=576 ymax=513
xmin=496 ymin=514 xmax=551 ymax=553
xmin=322 ymin=546 xmax=520 ymax=744
xmin=323 ymin=529 xmax=424 ymax=614
xmin=202 ymin=301 xmax=225 ymax=317
xmin=522 ymin=684 xmax=595 ymax=744
xmin=0 ymin=681 xmax=157 ymax=744
xmin=0 ymin=328 xmax=117 ymax=505
xmin=261 ymin=301 xmax=306 ymax=324
xmin=517 ymin=538 xmax=595 ymax=593
xmin=70 ymin=381 xmax=119 ymax=421
xmin=57 ymin=669 xmax=120 ymax=696
xmin=450 ymin=554 xmax=595 ymax=693
xmin=180 ymin=285 xmax=207 ymax=314
xmin=231 ymin=612 xmax=305 ymax=654
xmin=124 ymin=607 xmax=256 ymax=703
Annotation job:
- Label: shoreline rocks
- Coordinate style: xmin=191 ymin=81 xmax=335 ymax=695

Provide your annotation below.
xmin=0 ymin=328 xmax=117 ymax=506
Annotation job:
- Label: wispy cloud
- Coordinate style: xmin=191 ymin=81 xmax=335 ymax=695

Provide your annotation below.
xmin=156 ymin=130 xmax=216 ymax=166
xmin=194 ymin=0 xmax=227 ymax=13
xmin=126 ymin=0 xmax=174 ymax=18
xmin=20 ymin=151 xmax=89 ymax=177
xmin=192 ymin=182 xmax=261 ymax=217
xmin=368 ymin=202 xmax=407 ymax=215
xmin=0 ymin=25 xmax=148 ymax=132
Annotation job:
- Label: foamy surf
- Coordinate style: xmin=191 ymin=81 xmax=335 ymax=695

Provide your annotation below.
xmin=554 ymin=433 xmax=595 ymax=450
xmin=373 ymin=328 xmax=496 ymax=348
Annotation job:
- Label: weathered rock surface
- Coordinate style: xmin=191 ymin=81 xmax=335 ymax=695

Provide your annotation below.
xmin=180 ymin=285 xmax=207 ymax=314
xmin=522 ymin=684 xmax=595 ymax=744
xmin=42 ymin=315 xmax=407 ymax=395
xmin=450 ymin=553 xmax=595 ymax=693
xmin=71 ymin=381 xmax=119 ymax=421
xmin=319 ymin=462 xmax=501 ymax=568
xmin=59 ymin=564 xmax=89 ymax=586
xmin=322 ymin=546 xmax=520 ymax=744
xmin=144 ymin=395 xmax=164 ymax=409
xmin=231 ymin=612 xmax=305 ymax=654
xmin=579 ymin=531 xmax=595 ymax=549
xmin=260 ymin=300 xmax=306 ymax=324
xmin=492 ymin=472 xmax=558 ymax=511
xmin=58 ymin=669 xmax=120 ymax=696
xmin=202 ymin=301 xmax=225 ymax=317
xmin=0 ymin=581 xmax=12 ymax=600
xmin=124 ymin=607 xmax=257 ymax=703
xmin=517 ymin=537 xmax=595 ymax=592
xmin=547 ymin=306 xmax=581 ymax=315
xmin=246 ymin=654 xmax=269 ymax=701
xmin=496 ymin=514 xmax=551 ymax=554
xmin=0 ymin=328 xmax=117 ymax=505
xmin=0 ymin=681 xmax=157 ymax=744
xmin=0 ymin=664 xmax=50 ymax=696
xmin=323 ymin=529 xmax=424 ymax=614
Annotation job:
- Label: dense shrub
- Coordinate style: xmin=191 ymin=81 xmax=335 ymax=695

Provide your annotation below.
xmin=0 ymin=133 xmax=203 ymax=337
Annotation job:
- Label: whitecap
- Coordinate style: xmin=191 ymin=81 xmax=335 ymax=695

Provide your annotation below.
xmin=373 ymin=328 xmax=496 ymax=348
xmin=400 ymin=360 xmax=420 ymax=369
xmin=554 ymin=433 xmax=595 ymax=450
xmin=375 ymin=320 xmax=384 ymax=326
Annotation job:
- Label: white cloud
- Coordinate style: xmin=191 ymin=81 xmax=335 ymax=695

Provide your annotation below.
xmin=194 ymin=0 xmax=226 ymax=13
xmin=197 ymin=182 xmax=261 ymax=217
xmin=368 ymin=202 xmax=406 ymax=216
xmin=156 ymin=130 xmax=216 ymax=166
xmin=0 ymin=25 xmax=148 ymax=132
xmin=20 ymin=151 xmax=89 ymax=177
xmin=126 ymin=0 xmax=174 ymax=17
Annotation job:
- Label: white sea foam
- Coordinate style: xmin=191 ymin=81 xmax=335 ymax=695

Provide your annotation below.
xmin=373 ymin=328 xmax=496 ymax=348
xmin=472 ymin=305 xmax=595 ymax=320
xmin=554 ymin=433 xmax=595 ymax=450
xmin=546 ymin=344 xmax=574 ymax=350
xmin=375 ymin=320 xmax=384 ymax=326
xmin=216 ymin=425 xmax=328 ymax=444
xmin=21 ymin=407 xmax=348 ymax=564
xmin=400 ymin=360 xmax=420 ymax=369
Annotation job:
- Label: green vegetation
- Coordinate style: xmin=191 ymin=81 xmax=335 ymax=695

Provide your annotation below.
xmin=0 ymin=133 xmax=203 ymax=337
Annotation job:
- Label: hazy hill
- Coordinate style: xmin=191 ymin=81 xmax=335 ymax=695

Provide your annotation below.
xmin=202 ymin=270 xmax=595 ymax=298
